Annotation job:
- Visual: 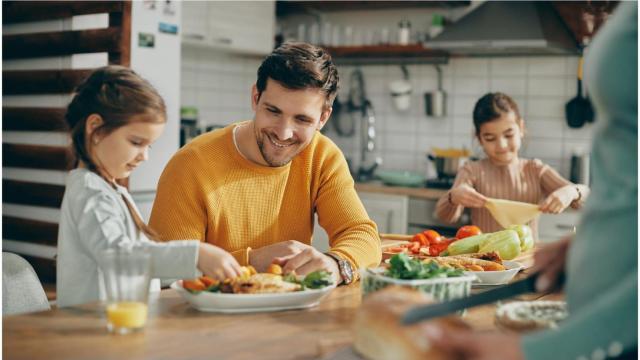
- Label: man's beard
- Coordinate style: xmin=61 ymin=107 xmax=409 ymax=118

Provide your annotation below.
xmin=255 ymin=131 xmax=299 ymax=167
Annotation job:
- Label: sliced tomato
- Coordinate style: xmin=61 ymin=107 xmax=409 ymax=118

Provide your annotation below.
xmin=456 ymin=225 xmax=482 ymax=239
xmin=423 ymin=229 xmax=442 ymax=244
xmin=428 ymin=241 xmax=450 ymax=256
xmin=412 ymin=233 xmax=429 ymax=246
xmin=409 ymin=241 xmax=421 ymax=254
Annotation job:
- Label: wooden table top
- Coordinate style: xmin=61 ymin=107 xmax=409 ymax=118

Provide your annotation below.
xmin=3 ymin=268 xmax=560 ymax=360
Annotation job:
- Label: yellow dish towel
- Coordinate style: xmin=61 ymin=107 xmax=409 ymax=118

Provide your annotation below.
xmin=485 ymin=198 xmax=541 ymax=229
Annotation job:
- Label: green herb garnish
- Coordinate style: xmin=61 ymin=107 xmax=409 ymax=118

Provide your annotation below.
xmin=386 ymin=253 xmax=464 ymax=280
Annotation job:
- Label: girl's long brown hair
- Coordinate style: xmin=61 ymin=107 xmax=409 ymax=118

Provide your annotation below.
xmin=65 ymin=65 xmax=165 ymax=240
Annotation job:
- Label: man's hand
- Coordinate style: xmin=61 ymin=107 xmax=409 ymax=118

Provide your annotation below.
xmin=273 ymin=247 xmax=342 ymax=285
xmin=421 ymin=323 xmax=524 ymax=360
xmin=248 ymin=240 xmax=339 ymax=282
xmin=450 ymin=184 xmax=488 ymax=208
xmin=531 ymin=235 xmax=572 ymax=292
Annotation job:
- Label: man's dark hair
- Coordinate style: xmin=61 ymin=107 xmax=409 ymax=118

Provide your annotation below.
xmin=256 ymin=42 xmax=339 ymax=110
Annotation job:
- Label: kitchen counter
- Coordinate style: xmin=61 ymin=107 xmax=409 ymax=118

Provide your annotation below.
xmin=355 ymin=181 xmax=448 ymax=201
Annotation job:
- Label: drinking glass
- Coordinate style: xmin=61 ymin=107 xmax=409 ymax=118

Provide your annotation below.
xmin=99 ymin=248 xmax=152 ymax=335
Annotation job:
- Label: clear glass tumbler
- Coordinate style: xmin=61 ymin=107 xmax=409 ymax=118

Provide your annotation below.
xmin=99 ymin=248 xmax=152 ymax=335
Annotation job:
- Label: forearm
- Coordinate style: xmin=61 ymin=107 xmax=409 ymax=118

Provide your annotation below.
xmin=329 ymin=219 xmax=381 ymax=272
xmin=435 ymin=191 xmax=464 ymax=223
xmin=139 ymin=239 xmax=200 ymax=279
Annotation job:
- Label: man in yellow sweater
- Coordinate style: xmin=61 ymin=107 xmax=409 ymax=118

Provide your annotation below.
xmin=149 ymin=42 xmax=381 ymax=285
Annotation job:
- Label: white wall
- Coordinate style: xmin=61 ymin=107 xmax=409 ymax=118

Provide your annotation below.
xmin=180 ymin=46 xmax=262 ymax=127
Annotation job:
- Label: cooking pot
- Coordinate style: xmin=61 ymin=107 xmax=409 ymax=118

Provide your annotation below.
xmin=427 ymin=154 xmax=467 ymax=179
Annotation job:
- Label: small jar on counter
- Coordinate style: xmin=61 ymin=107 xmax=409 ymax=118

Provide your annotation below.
xmin=398 ymin=19 xmax=411 ymax=45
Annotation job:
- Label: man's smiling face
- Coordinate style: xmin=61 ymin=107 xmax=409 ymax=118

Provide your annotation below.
xmin=251 ymin=78 xmax=331 ymax=167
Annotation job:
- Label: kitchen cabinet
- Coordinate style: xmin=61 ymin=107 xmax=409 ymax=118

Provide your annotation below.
xmin=538 ymin=211 xmax=581 ymax=242
xmin=359 ymin=192 xmax=409 ymax=235
xmin=407 ymin=197 xmax=469 ymax=237
xmin=312 ymin=192 xmax=407 ymax=253
xmin=181 ymin=1 xmax=275 ymax=55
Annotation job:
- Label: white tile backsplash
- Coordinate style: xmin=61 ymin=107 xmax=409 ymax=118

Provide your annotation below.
xmin=527 ymin=57 xmax=567 ymax=76
xmin=181 ymin=51 xmax=589 ymax=178
xmin=490 ymin=77 xmax=527 ymax=96
xmin=527 ymin=77 xmax=567 ymax=96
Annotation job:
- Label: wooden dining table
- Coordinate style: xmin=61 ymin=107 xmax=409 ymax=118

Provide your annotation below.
xmin=3 ymin=265 xmax=561 ymax=360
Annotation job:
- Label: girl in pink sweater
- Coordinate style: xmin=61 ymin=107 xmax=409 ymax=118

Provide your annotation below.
xmin=435 ymin=92 xmax=590 ymax=239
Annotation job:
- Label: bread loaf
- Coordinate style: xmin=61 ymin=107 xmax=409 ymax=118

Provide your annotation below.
xmin=353 ymin=286 xmax=469 ymax=360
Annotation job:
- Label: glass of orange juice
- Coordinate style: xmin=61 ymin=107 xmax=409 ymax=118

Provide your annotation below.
xmin=99 ymin=248 xmax=151 ymax=335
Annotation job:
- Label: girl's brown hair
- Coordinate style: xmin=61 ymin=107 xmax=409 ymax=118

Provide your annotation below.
xmin=65 ymin=65 xmax=165 ymax=240
xmin=472 ymin=92 xmax=522 ymax=136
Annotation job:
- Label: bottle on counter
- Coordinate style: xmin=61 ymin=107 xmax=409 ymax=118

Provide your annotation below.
xmin=398 ymin=19 xmax=411 ymax=45
xmin=430 ymin=14 xmax=444 ymax=39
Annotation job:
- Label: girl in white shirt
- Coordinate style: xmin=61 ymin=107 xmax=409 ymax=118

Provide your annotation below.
xmin=56 ymin=66 xmax=242 ymax=307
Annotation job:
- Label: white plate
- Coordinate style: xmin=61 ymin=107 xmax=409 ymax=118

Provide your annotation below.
xmin=170 ymin=280 xmax=336 ymax=313
xmin=465 ymin=260 xmax=524 ymax=286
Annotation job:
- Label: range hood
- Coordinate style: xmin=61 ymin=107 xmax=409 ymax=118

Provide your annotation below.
xmin=424 ymin=1 xmax=579 ymax=56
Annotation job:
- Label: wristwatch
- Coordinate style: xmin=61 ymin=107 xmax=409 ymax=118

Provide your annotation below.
xmin=325 ymin=252 xmax=354 ymax=285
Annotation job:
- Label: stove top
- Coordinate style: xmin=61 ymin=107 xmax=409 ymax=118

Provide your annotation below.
xmin=425 ymin=177 xmax=455 ymax=189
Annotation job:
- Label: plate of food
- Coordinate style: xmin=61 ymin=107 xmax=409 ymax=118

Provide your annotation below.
xmin=172 ymin=265 xmax=336 ymax=313
xmin=495 ymin=301 xmax=568 ymax=332
xmin=423 ymin=252 xmax=524 ymax=286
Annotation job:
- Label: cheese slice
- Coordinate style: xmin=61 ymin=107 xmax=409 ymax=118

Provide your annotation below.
xmin=485 ymin=198 xmax=540 ymax=229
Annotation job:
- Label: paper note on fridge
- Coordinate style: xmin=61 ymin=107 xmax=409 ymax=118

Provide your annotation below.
xmin=485 ymin=198 xmax=541 ymax=228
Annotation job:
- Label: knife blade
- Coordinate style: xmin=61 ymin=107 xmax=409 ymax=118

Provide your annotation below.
xmin=401 ymin=273 xmax=540 ymax=325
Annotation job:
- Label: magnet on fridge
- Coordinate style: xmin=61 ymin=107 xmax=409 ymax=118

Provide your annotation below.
xmin=138 ymin=32 xmax=155 ymax=48
xmin=159 ymin=22 xmax=178 ymax=35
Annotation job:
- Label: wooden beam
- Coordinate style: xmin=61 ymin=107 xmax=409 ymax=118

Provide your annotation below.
xmin=3 ymin=1 xmax=123 ymax=24
xmin=2 ymin=179 xmax=66 ymax=208
xmin=3 ymin=69 xmax=92 ymax=95
xmin=3 ymin=216 xmax=58 ymax=247
xmin=3 ymin=143 xmax=74 ymax=171
xmin=109 ymin=0 xmax=131 ymax=66
xmin=3 ymin=27 xmax=121 ymax=60
xmin=2 ymin=107 xmax=68 ymax=131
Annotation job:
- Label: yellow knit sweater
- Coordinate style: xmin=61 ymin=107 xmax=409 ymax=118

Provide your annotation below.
xmin=149 ymin=122 xmax=381 ymax=271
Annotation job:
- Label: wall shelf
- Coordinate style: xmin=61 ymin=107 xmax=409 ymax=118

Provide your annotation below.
xmin=324 ymin=44 xmax=449 ymax=65
xmin=276 ymin=1 xmax=470 ymax=16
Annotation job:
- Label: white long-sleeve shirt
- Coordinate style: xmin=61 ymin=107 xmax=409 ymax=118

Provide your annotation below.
xmin=56 ymin=168 xmax=199 ymax=307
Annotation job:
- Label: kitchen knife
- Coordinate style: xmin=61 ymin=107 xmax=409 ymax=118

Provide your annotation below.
xmin=402 ymin=273 xmax=548 ymax=325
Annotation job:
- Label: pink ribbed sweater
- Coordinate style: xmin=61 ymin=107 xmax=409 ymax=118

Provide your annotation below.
xmin=435 ymin=158 xmax=584 ymax=239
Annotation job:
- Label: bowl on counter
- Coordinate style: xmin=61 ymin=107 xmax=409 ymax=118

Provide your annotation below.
xmin=360 ymin=267 xmax=475 ymax=303
xmin=375 ymin=170 xmax=426 ymax=187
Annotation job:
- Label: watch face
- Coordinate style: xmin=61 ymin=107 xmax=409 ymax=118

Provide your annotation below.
xmin=341 ymin=259 xmax=354 ymax=284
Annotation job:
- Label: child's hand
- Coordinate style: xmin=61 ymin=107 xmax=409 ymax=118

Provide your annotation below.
xmin=197 ymin=243 xmax=243 ymax=281
xmin=450 ymin=184 xmax=487 ymax=208
xmin=539 ymin=185 xmax=578 ymax=214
